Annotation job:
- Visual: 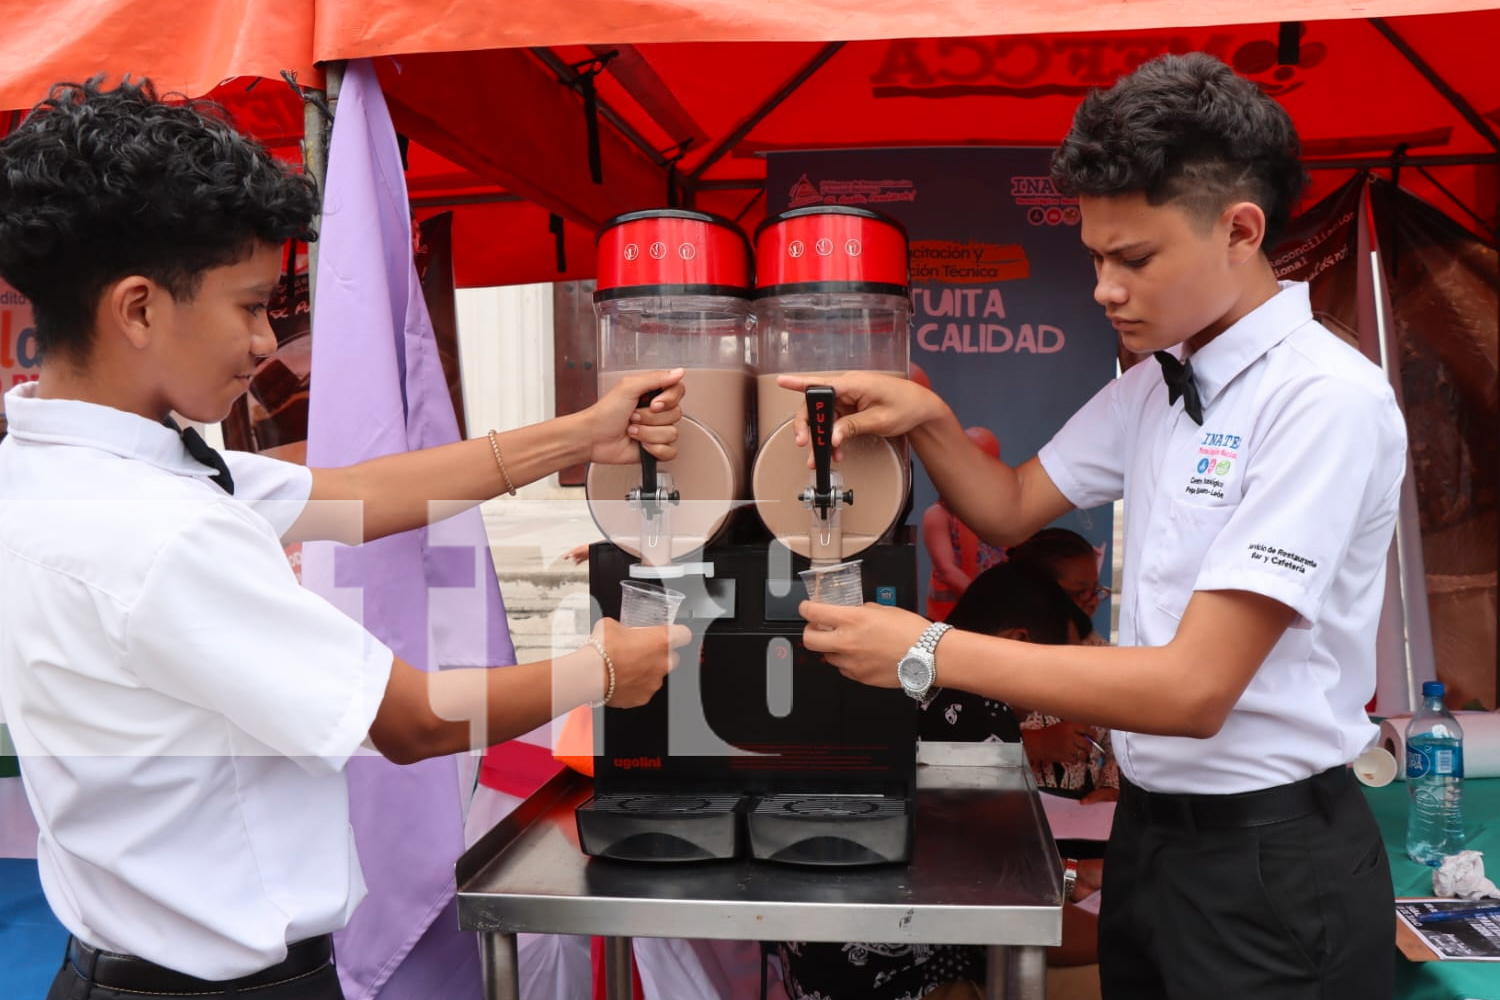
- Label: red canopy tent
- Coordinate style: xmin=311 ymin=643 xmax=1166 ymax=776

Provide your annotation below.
xmin=1 ymin=2 xmax=1497 ymax=287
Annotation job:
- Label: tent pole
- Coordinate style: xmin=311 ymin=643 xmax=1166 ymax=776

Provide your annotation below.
xmin=1369 ymin=18 xmax=1500 ymax=154
xmin=585 ymin=43 xmax=706 ymax=151
xmin=1413 ymin=165 xmax=1491 ymax=239
xmin=686 ymin=43 xmax=845 ymax=184
xmin=303 ymin=62 xmax=345 ymax=312
xmin=530 ymin=48 xmax=671 ymax=169
xmin=733 ymin=188 xmax=766 ymax=225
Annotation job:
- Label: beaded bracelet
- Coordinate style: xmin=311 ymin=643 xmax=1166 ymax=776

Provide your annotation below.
xmin=584 ymin=636 xmax=616 ymax=708
xmin=486 ymin=429 xmax=517 ymax=496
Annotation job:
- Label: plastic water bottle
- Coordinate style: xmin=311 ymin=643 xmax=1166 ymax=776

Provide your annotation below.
xmin=1405 ymin=680 xmax=1465 ymax=866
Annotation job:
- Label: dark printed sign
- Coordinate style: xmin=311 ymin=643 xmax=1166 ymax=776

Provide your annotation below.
xmin=767 ymin=148 xmax=1118 ymax=629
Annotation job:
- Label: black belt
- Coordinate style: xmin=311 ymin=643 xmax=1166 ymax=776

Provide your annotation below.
xmin=67 ymin=934 xmax=333 ymax=995
xmin=1119 ymin=765 xmax=1350 ymax=831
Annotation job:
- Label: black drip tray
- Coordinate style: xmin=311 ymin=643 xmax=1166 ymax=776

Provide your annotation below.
xmin=747 ymin=793 xmax=912 ymax=867
xmin=576 ymin=793 xmax=744 ymax=862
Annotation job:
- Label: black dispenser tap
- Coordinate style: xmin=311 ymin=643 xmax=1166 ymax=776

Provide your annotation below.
xmin=802 ymin=385 xmax=853 ymax=519
xmin=626 ymin=389 xmax=680 ymax=519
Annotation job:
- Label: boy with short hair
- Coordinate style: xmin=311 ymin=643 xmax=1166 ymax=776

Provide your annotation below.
xmin=0 ymin=77 xmax=688 ymax=1000
xmin=787 ymin=53 xmax=1402 ymax=999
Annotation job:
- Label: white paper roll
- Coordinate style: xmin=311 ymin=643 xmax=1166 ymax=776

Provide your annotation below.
xmin=1377 ymin=711 xmax=1500 ymax=779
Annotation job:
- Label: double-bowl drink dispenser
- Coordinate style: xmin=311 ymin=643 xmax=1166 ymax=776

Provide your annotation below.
xmin=578 ymin=206 xmax=920 ymax=867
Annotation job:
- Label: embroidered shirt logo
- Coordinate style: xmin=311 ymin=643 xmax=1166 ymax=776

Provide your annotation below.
xmin=1186 ymin=429 xmax=1242 ymax=500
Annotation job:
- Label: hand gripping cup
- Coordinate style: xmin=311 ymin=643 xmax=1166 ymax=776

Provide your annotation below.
xmin=798 ymin=560 xmax=865 ymax=610
xmin=619 ymin=579 xmax=687 ymax=627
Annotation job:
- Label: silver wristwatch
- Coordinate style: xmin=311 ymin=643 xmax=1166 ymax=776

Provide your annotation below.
xmin=897 ymin=621 xmax=951 ymax=700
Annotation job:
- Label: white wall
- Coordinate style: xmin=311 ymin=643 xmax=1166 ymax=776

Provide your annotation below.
xmin=456 ymin=284 xmax=556 ymax=486
xmin=456 ymin=282 xmax=593 ymax=501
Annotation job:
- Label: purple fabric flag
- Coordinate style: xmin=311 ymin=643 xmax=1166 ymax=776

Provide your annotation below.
xmin=301 ymin=59 xmax=516 ymax=1000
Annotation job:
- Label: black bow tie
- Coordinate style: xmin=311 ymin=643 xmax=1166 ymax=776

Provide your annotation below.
xmin=164 ymin=416 xmax=235 ymax=494
xmin=1153 ymin=351 xmax=1204 ymax=425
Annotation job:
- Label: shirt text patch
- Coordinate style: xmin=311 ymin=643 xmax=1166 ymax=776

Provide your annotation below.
xmin=1248 ymin=543 xmax=1318 ymax=574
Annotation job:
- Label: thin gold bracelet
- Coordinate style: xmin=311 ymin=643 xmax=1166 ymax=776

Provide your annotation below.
xmin=584 ymin=636 xmax=615 ymax=708
xmin=486 ymin=429 xmax=517 ymax=497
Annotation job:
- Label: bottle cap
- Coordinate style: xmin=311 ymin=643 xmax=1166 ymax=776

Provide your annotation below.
xmin=1422 ymin=680 xmax=1445 ymax=698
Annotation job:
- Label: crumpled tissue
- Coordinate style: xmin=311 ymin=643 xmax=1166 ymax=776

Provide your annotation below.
xmin=1433 ymin=850 xmax=1500 ymax=900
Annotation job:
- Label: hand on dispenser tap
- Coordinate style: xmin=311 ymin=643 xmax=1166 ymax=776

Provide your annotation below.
xmin=581 ymin=367 xmax=687 ymax=466
xmin=798 ymin=600 xmax=930 ymax=689
xmin=586 ymin=619 xmax=693 ymax=709
xmin=778 ymin=371 xmax=947 ymax=465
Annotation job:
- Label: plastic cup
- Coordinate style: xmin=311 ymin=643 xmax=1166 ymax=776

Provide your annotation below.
xmin=1352 ymin=745 xmax=1397 ymax=788
xmin=619 ymin=579 xmax=687 ymax=627
xmin=798 ymin=560 xmax=864 ymax=608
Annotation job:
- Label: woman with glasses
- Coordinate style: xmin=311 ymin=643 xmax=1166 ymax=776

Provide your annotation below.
xmin=1007 ymin=528 xmax=1120 ymax=803
xmin=1007 ymin=527 xmax=1112 ymax=621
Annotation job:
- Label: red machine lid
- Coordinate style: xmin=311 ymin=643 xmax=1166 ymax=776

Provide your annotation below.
xmin=595 ymin=209 xmax=753 ymax=300
xmin=753 ymin=206 xmax=909 ymax=297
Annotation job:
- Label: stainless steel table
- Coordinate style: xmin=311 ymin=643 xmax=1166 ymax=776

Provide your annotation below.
xmin=456 ymin=742 xmax=1064 ymax=999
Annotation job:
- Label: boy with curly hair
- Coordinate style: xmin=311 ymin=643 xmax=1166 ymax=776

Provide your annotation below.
xmin=0 ymin=78 xmax=688 ymax=999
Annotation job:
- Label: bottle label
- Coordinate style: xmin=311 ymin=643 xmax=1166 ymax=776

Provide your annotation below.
xmin=1407 ymin=744 xmax=1464 ymax=779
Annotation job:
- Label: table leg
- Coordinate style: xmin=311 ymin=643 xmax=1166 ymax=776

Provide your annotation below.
xmin=985 ymin=945 xmax=1047 ymax=1000
xmin=603 ymin=935 xmax=634 ymax=1000
xmin=480 ymin=933 xmax=519 ymax=1000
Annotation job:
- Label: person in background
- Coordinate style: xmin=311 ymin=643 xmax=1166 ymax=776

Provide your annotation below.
xmin=784 ymin=52 xmax=1403 ymax=1000
xmin=777 ymin=563 xmax=1101 ymax=1000
xmin=922 ymin=426 xmax=1005 ymax=620
xmin=1006 ymin=528 xmax=1120 ymax=802
xmin=1006 ymin=527 xmax=1110 ymax=629
xmin=0 ymin=77 xmax=689 ymax=1000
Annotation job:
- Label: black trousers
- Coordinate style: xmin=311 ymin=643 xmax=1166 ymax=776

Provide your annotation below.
xmin=1098 ymin=766 xmax=1395 ymax=1000
xmin=45 ymin=936 xmax=345 ymax=1000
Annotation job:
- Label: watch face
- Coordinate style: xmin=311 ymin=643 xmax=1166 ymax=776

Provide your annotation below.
xmin=898 ymin=654 xmax=933 ymax=693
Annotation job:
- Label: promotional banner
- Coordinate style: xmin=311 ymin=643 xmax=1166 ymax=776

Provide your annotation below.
xmin=1270 ymin=172 xmax=1364 ymax=343
xmin=1367 ymin=176 xmax=1498 ymax=711
xmin=1271 ymin=174 xmax=1424 ymax=714
xmin=766 ymin=149 xmax=1118 ymax=632
xmin=1268 ymin=174 xmax=1500 ymax=713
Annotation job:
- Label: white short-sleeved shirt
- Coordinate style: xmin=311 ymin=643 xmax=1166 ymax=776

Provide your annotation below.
xmin=0 ymin=383 xmax=394 ymax=978
xmin=1038 ymin=282 xmax=1406 ymax=794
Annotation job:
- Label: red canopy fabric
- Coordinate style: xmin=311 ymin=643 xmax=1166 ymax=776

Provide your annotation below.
xmin=0 ymin=0 xmax=319 ymax=113
xmin=311 ymin=0 xmax=1500 ymax=58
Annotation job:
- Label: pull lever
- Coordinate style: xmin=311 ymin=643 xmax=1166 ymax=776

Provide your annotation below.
xmin=626 ymin=389 xmax=679 ymax=519
xmin=802 ymin=385 xmax=853 ymax=520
